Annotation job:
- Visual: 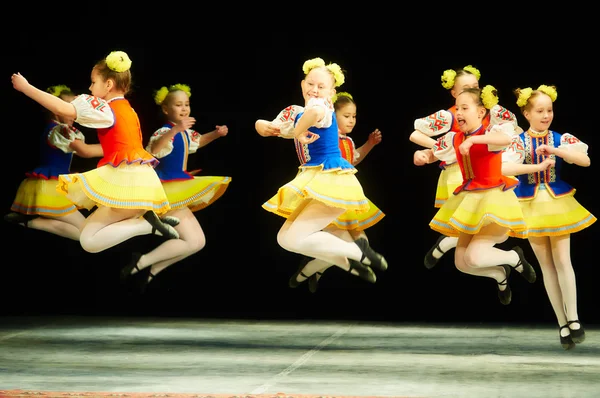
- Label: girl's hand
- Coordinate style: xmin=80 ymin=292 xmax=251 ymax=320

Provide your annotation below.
xmin=174 ymin=116 xmax=196 ymax=132
xmin=536 ymin=144 xmax=555 ymax=156
xmin=459 ymin=140 xmax=473 ymax=155
xmin=368 ymin=129 xmax=382 ymax=146
xmin=538 ymin=157 xmax=556 ymax=171
xmin=216 ymin=125 xmax=229 ymax=137
xmin=11 ymin=73 xmax=30 ymax=92
xmin=413 ymin=150 xmax=429 ymax=166
xmin=296 ymin=131 xmax=320 ymax=145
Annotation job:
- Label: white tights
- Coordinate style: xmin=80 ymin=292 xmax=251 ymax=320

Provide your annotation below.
xmin=277 ymin=199 xmax=364 ymax=271
xmin=529 ymin=235 xmax=579 ymax=327
xmin=129 ymin=207 xmax=206 ymax=278
xmin=454 ymin=223 xmax=517 ymax=286
xmin=28 ymin=211 xmax=86 ymax=241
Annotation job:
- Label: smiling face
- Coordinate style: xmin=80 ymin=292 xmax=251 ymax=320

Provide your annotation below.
xmin=523 ymin=92 xmax=553 ymax=132
xmin=455 ymin=90 xmax=486 ymax=133
xmin=301 ymin=67 xmax=336 ymax=105
xmin=161 ymin=90 xmax=191 ymax=123
xmin=335 ymin=102 xmax=357 ymax=134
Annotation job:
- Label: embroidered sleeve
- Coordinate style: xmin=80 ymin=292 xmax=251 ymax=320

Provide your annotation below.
xmin=559 ymin=133 xmax=589 ymax=156
xmin=271 ymin=105 xmax=304 ymax=139
xmin=432 ymin=131 xmax=457 ymax=163
xmin=72 ymin=94 xmax=114 ymax=128
xmin=501 ymin=135 xmax=526 ymax=164
xmin=414 ymin=109 xmax=453 ymax=137
xmin=303 ymin=97 xmax=333 ymax=128
xmin=486 ymin=122 xmax=515 ymax=152
xmin=188 ymin=129 xmax=201 ymax=154
xmin=146 ymin=127 xmax=174 ymax=158
xmin=490 ymin=104 xmax=520 ymax=131
xmin=47 ymin=124 xmax=86 ymax=153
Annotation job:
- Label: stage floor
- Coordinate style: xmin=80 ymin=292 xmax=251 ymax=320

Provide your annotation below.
xmin=0 ymin=316 xmax=598 ymax=397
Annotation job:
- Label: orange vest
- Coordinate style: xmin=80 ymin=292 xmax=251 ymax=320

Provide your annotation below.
xmin=453 ymin=126 xmax=518 ymax=193
xmin=338 ymin=135 xmax=355 ymax=162
xmin=96 ymin=99 xmax=156 ymax=167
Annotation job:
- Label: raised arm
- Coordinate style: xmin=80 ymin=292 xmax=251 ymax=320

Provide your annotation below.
xmin=12 ymin=73 xmax=76 ymax=119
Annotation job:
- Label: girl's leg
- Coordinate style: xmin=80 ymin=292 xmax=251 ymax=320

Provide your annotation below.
xmin=125 ymin=208 xmax=205 ymax=281
xmin=529 ymin=236 xmax=571 ymax=341
xmin=453 ymin=226 xmax=513 ymax=304
xmin=27 ymin=212 xmax=86 ymax=240
xmin=80 ymin=207 xmax=162 ymax=253
xmin=465 ymin=223 xmax=536 ymax=282
xmin=425 ymin=235 xmax=459 ymax=269
xmin=277 ymin=199 xmax=379 ymax=274
xmin=550 ymin=235 xmax=584 ymax=340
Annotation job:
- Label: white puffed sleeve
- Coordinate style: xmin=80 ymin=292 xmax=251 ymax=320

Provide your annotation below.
xmin=303 ymin=97 xmax=333 ymax=128
xmin=271 ymin=105 xmax=304 ymax=139
xmin=71 ymin=94 xmax=114 ymax=129
xmin=501 ymin=135 xmax=526 ymax=164
xmin=489 ymin=104 xmax=520 ymax=132
xmin=414 ymin=109 xmax=453 ymax=137
xmin=486 ymin=122 xmax=515 ymax=152
xmin=48 ymin=124 xmax=86 ymax=153
xmin=432 ymin=132 xmax=457 ymax=164
xmin=559 ymin=133 xmax=589 ymax=160
xmin=187 ymin=129 xmax=201 ymax=154
xmin=146 ymin=127 xmax=174 ymax=159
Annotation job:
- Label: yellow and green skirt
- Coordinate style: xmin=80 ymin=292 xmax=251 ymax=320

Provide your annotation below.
xmin=262 ymin=165 xmax=371 ymax=227
xmin=57 ymin=163 xmax=171 ymax=215
xmin=430 ymin=186 xmax=527 ymax=238
xmin=162 ymin=176 xmax=232 ymax=212
xmin=509 ymin=188 xmax=596 ymax=237
xmin=11 ymin=177 xmax=80 ymax=217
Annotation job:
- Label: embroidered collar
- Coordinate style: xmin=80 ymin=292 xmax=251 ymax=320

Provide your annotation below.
xmin=528 ymin=128 xmax=548 ymax=138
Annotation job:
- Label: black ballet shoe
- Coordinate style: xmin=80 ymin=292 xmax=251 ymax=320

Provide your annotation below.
xmin=505 ymin=246 xmax=537 ymax=283
xmin=559 ymin=324 xmax=576 ymax=350
xmin=4 ymin=212 xmax=37 ymax=227
xmin=133 ymin=267 xmax=155 ymax=295
xmin=289 ymin=256 xmax=313 ymax=288
xmin=567 ymin=320 xmax=585 ymax=344
xmin=497 ymin=276 xmax=512 ymax=305
xmin=143 ymin=211 xmax=179 ymax=239
xmin=161 ymin=216 xmax=180 ymax=227
xmin=120 ymin=252 xmax=143 ymax=283
xmin=308 ymin=272 xmax=323 ymax=294
xmin=424 ymin=235 xmax=446 ymax=269
xmin=354 ymin=238 xmax=387 ymax=272
xmin=348 ymin=259 xmax=376 ymax=283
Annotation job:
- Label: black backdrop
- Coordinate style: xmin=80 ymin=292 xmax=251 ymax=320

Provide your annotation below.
xmin=2 ymin=29 xmax=597 ymax=326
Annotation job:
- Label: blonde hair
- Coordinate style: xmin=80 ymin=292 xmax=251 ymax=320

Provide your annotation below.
xmin=460 ymin=86 xmax=498 ymax=109
xmin=441 ymin=65 xmax=481 ymax=90
xmin=302 ymin=57 xmax=345 ymax=87
xmin=46 ymin=84 xmax=72 ymax=97
xmin=154 ymin=83 xmax=192 ymax=105
xmin=514 ymin=84 xmax=557 ymax=111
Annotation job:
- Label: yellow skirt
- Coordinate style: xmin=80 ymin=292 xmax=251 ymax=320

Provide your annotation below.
xmin=162 ymin=176 xmax=232 ymax=212
xmin=509 ymin=188 xmax=597 ymax=237
xmin=430 ymin=187 xmax=527 ymax=238
xmin=57 ymin=163 xmax=171 ymax=215
xmin=329 ymin=198 xmax=385 ymax=231
xmin=434 ymin=163 xmax=463 ymax=208
xmin=262 ymin=165 xmax=370 ymax=222
xmin=10 ymin=177 xmax=80 ymax=217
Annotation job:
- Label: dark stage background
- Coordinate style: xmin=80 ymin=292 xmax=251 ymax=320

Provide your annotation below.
xmin=2 ymin=31 xmax=598 ymax=326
